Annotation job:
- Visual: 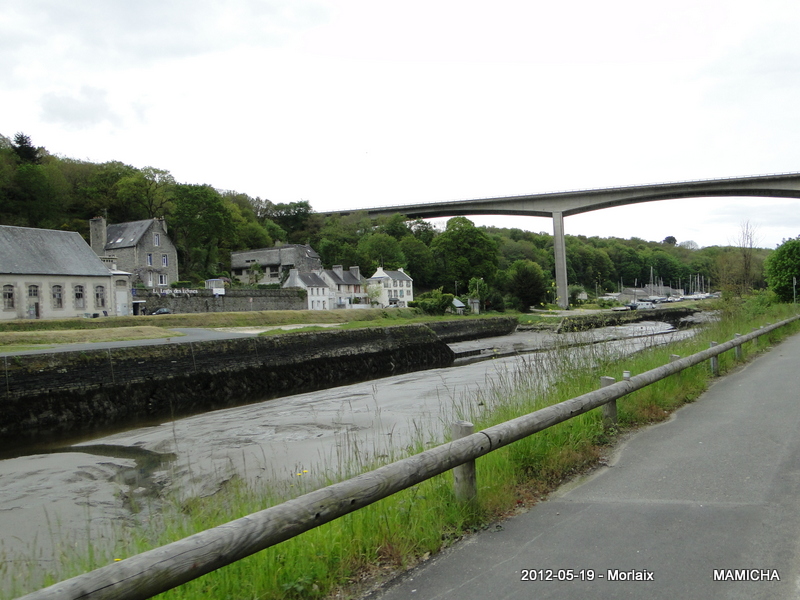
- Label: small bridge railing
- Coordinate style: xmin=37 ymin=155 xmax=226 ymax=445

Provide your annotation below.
xmin=18 ymin=315 xmax=800 ymax=600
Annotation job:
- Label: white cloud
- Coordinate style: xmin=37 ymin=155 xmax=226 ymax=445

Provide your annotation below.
xmin=40 ymin=86 xmax=121 ymax=128
xmin=1 ymin=0 xmax=799 ymax=250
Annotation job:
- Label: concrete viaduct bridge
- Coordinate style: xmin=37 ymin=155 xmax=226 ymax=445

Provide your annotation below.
xmin=326 ymin=173 xmax=800 ymax=308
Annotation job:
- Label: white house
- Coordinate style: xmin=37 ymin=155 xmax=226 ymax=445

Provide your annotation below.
xmin=367 ymin=267 xmax=414 ymax=308
xmin=319 ymin=265 xmax=368 ymax=308
xmin=0 ymin=225 xmax=132 ymax=320
xmin=283 ymin=269 xmax=335 ymax=310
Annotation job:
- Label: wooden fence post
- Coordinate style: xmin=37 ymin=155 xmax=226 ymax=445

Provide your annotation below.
xmin=600 ymin=376 xmax=617 ymax=428
xmin=734 ymin=333 xmax=742 ymax=361
xmin=622 ymin=370 xmax=631 ymax=381
xmin=451 ymin=421 xmax=477 ymax=504
xmin=709 ymin=341 xmax=719 ymax=376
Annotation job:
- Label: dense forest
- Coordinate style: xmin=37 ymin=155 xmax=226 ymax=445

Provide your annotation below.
xmin=0 ymin=133 xmax=773 ymax=309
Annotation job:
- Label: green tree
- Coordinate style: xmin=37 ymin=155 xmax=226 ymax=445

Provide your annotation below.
xmin=399 ymin=236 xmax=435 ymax=288
xmin=430 ymin=217 xmax=498 ymax=293
xmin=409 ymin=288 xmax=454 ymax=315
xmin=263 ymin=200 xmax=317 ymax=243
xmin=12 ymin=133 xmax=40 ymax=164
xmin=81 ymin=161 xmax=140 ymax=222
xmin=507 ymin=260 xmax=548 ymax=311
xmin=410 ymin=219 xmax=437 ymax=245
xmin=357 ymin=232 xmax=405 ymax=271
xmin=765 ymin=237 xmax=800 ymax=302
xmin=376 ymin=213 xmax=411 ymax=240
xmin=170 ymin=184 xmax=235 ymax=278
xmin=115 ymin=167 xmax=176 ymax=219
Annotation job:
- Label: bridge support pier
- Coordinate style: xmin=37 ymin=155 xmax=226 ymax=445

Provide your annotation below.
xmin=552 ymin=211 xmax=569 ymax=309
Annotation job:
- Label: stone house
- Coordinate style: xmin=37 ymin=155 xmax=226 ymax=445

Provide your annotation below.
xmin=282 ymin=269 xmax=335 ymax=310
xmin=0 ymin=225 xmax=132 ymax=320
xmin=319 ymin=266 xmax=367 ymax=308
xmin=367 ymin=267 xmax=414 ymax=308
xmin=90 ymin=217 xmax=179 ymax=288
xmin=231 ymin=244 xmax=322 ymax=285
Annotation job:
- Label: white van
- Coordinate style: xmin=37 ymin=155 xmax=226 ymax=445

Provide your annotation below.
xmin=635 ymin=301 xmax=655 ymax=310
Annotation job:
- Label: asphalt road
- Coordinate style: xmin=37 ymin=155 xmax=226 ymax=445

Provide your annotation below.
xmin=366 ymin=332 xmax=800 ymax=600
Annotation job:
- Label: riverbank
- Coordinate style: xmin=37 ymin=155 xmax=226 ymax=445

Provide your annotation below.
xmin=12 ymin=303 xmax=794 ymax=600
xmin=0 ymin=317 xmax=518 ymax=439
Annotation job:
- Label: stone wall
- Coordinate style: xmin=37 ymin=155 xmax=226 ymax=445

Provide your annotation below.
xmin=1 ymin=325 xmax=455 ymax=437
xmin=426 ymin=316 xmax=518 ymax=342
xmin=556 ymin=307 xmax=699 ymax=333
xmin=136 ymin=288 xmax=307 ymax=314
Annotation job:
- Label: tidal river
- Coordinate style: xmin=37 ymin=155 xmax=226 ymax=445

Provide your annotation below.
xmin=0 ymin=321 xmax=691 ymax=574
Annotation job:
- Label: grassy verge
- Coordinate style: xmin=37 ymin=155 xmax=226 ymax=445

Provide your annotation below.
xmin=0 ymin=308 xmax=512 ymax=334
xmin=5 ymin=302 xmax=799 ymax=599
xmin=0 ymin=326 xmax=182 ymax=349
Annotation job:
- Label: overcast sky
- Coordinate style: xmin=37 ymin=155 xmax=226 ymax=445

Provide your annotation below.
xmin=3 ymin=0 xmax=800 ymax=248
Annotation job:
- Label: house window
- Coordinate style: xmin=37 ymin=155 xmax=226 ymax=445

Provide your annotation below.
xmin=399 ymin=289 xmax=404 ymax=298
xmin=28 ymin=285 xmax=39 ymax=299
xmin=383 ymin=280 xmax=390 ymax=288
xmin=158 ymin=274 xmax=167 ymax=286
xmin=269 ymin=266 xmax=279 ymax=278
xmin=406 ymin=281 xmax=411 ymax=288
xmin=52 ymin=285 xmax=63 ymax=309
xmin=162 ymin=254 xmax=168 ymax=267
xmin=154 ymin=233 xmax=160 ymax=246
xmin=95 ymin=285 xmax=106 ymax=308
xmin=147 ymin=253 xmax=153 ymax=266
xmin=3 ymin=285 xmax=14 ymax=309
xmin=75 ymin=285 xmax=85 ymax=309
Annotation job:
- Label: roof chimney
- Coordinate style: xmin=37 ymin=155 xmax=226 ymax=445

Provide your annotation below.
xmin=89 ymin=217 xmax=107 ymax=255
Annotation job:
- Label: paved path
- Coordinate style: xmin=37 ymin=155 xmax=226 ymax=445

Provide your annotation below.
xmin=367 ymin=332 xmax=800 ymax=600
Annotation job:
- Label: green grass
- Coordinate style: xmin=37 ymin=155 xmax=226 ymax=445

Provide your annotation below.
xmin=0 ymin=308 xmax=511 ymax=335
xmin=5 ymin=301 xmax=799 ymax=599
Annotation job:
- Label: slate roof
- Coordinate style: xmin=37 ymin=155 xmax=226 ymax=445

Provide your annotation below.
xmin=369 ymin=268 xmax=413 ymax=281
xmin=323 ymin=269 xmax=361 ymax=286
xmin=0 ymin=225 xmax=112 ymax=277
xmin=231 ymin=245 xmax=321 ymax=268
xmin=297 ymin=272 xmax=328 ymax=288
xmin=105 ymin=220 xmax=154 ymax=250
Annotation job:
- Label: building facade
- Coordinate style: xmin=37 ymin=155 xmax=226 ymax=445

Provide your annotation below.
xmin=0 ymin=225 xmax=131 ymax=320
xmin=231 ymin=244 xmax=322 ymax=285
xmin=367 ymin=267 xmax=414 ymax=308
xmin=319 ymin=266 xmax=367 ymax=308
xmin=90 ymin=217 xmax=179 ymax=287
xmin=282 ymin=269 xmax=336 ymax=310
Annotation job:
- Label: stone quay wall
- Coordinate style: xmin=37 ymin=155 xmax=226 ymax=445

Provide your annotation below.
xmin=136 ymin=288 xmax=307 ymax=314
xmin=426 ymin=316 xmax=518 ymax=343
xmin=1 ymin=324 xmax=458 ymax=438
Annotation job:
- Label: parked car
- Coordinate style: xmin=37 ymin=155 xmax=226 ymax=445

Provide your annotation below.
xmin=151 ymin=307 xmax=173 ymax=315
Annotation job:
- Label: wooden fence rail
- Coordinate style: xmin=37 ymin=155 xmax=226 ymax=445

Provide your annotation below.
xmin=18 ymin=314 xmax=800 ymax=600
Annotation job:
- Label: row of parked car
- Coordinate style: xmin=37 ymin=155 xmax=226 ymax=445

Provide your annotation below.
xmin=611 ymin=293 xmax=719 ymax=311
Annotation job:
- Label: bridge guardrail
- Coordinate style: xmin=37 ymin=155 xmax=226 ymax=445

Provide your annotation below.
xmin=18 ymin=314 xmax=800 ymax=600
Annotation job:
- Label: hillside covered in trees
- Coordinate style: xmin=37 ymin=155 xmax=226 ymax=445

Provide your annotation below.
xmin=0 ymin=133 xmax=772 ymax=309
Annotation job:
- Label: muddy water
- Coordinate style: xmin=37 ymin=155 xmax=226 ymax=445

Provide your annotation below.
xmin=0 ymin=322 xmax=690 ymax=568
